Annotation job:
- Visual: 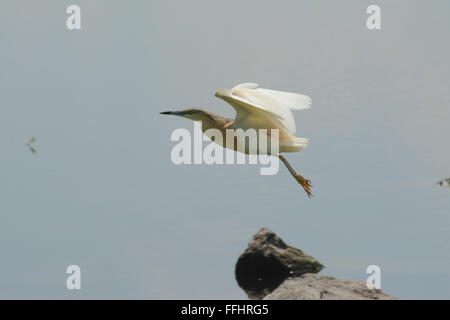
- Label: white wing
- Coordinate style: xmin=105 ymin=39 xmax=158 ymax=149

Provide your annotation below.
xmin=234 ymin=82 xmax=259 ymax=89
xmin=217 ymin=83 xmax=311 ymax=135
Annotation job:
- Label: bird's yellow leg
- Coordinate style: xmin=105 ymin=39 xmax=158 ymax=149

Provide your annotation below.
xmin=278 ymin=155 xmax=313 ymax=198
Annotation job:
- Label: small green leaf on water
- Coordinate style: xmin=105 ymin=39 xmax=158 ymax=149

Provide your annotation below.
xmin=25 ymin=137 xmax=37 ymax=154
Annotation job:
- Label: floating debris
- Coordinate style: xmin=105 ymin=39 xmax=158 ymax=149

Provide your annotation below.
xmin=24 ymin=137 xmax=37 ymax=154
xmin=437 ymin=178 xmax=450 ymax=188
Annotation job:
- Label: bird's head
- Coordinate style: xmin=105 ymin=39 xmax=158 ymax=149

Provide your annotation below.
xmin=160 ymin=108 xmax=214 ymax=122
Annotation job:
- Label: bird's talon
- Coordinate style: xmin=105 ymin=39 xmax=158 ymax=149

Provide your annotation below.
xmin=294 ymin=174 xmax=313 ymax=198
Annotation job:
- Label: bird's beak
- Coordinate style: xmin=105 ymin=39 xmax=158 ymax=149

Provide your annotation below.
xmin=160 ymin=111 xmax=187 ymax=116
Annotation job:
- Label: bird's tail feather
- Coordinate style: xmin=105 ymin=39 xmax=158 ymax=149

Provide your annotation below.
xmin=279 ymin=137 xmax=308 ymax=153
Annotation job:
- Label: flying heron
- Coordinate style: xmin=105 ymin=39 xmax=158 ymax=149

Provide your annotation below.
xmin=161 ymin=83 xmax=313 ymax=198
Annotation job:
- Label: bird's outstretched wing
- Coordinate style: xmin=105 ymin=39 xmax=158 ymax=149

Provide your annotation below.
xmin=216 ymin=83 xmax=311 ymax=135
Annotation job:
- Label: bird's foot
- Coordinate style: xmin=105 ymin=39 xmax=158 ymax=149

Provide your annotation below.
xmin=294 ymin=174 xmax=313 ymax=198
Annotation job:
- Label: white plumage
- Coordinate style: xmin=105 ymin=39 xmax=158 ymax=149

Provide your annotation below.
xmin=216 ymin=83 xmax=311 ymax=136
